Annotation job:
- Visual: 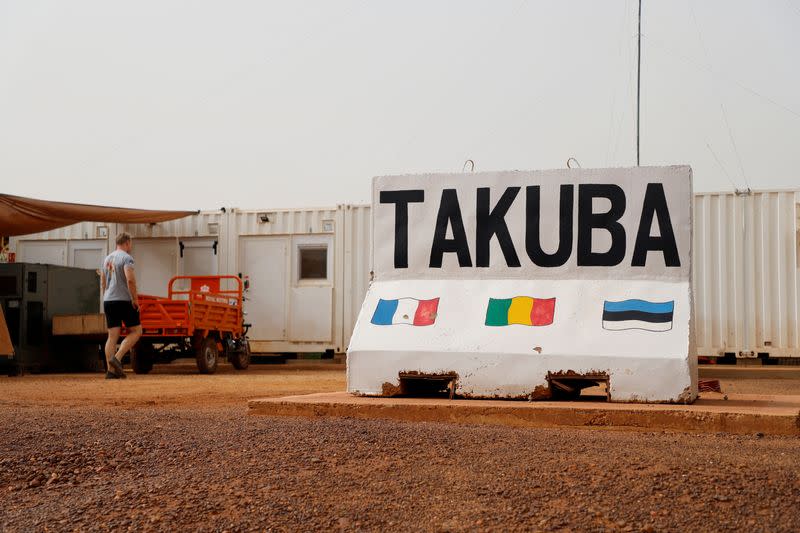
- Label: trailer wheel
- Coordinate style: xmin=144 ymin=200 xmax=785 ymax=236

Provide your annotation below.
xmin=230 ymin=341 xmax=251 ymax=370
xmin=196 ymin=337 xmax=219 ymax=374
xmin=130 ymin=342 xmax=154 ymax=374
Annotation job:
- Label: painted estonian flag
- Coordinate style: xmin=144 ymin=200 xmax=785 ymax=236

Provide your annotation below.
xmin=485 ymin=297 xmax=556 ymax=327
xmin=602 ymin=300 xmax=674 ymax=332
xmin=371 ymin=298 xmax=439 ymax=326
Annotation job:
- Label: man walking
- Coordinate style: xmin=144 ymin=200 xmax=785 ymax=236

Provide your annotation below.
xmin=101 ymin=232 xmax=142 ymax=379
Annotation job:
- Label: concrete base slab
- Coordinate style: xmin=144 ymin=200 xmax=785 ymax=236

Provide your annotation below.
xmin=248 ymin=392 xmax=800 ymax=436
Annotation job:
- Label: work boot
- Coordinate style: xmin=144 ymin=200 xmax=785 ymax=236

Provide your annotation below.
xmin=109 ymin=357 xmax=126 ymax=378
xmin=105 ymin=371 xmax=120 ymax=379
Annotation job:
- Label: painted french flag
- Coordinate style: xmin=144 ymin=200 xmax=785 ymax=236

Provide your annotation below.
xmin=371 ymin=297 xmax=440 ymax=326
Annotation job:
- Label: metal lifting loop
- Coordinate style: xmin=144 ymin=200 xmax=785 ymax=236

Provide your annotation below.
xmin=462 ymin=159 xmax=475 ymax=172
xmin=566 ymin=157 xmax=581 ymax=169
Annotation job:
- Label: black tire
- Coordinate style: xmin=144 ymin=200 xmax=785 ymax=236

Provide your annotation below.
xmin=130 ymin=342 xmax=154 ymax=374
xmin=196 ymin=337 xmax=219 ymax=374
xmin=230 ymin=341 xmax=251 ymax=370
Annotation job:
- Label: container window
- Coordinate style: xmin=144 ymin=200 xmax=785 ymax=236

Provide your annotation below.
xmin=299 ymin=247 xmax=328 ymax=280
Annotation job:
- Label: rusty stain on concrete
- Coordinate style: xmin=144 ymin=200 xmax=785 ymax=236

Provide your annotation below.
xmin=381 ymin=382 xmax=401 ymax=396
xmin=530 ymin=385 xmax=552 ymax=401
xmin=674 ymin=385 xmax=695 ymax=405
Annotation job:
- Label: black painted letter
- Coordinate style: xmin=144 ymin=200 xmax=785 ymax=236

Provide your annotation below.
xmin=577 ymin=184 xmax=626 ymax=266
xmin=380 ymin=189 xmax=424 ymax=268
xmin=632 ymin=183 xmax=681 ymax=267
xmin=429 ymin=189 xmax=472 ymax=268
xmin=476 ymin=187 xmax=521 ymax=267
xmin=526 ymin=185 xmax=574 ymax=267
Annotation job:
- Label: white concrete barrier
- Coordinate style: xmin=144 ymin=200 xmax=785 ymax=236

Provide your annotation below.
xmin=347 ymin=166 xmax=697 ymax=403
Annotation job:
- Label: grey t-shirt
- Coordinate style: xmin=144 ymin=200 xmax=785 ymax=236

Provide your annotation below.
xmin=102 ymin=250 xmax=135 ymax=302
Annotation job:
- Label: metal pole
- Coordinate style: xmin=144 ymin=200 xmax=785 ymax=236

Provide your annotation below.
xmin=636 ymin=0 xmax=641 ymax=166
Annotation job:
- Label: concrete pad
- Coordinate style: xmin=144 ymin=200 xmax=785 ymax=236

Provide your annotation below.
xmin=248 ymin=391 xmax=800 ymax=436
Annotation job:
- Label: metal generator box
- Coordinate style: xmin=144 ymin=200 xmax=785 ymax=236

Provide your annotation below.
xmin=0 ymin=262 xmax=100 ymax=373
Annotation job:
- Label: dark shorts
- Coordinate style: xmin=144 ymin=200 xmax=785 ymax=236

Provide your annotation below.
xmin=104 ymin=300 xmax=141 ymax=329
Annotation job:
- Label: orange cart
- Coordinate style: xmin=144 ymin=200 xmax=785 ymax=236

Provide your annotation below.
xmin=124 ymin=275 xmax=250 ymax=374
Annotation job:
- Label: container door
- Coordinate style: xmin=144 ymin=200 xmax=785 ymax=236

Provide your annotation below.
xmin=289 ymin=235 xmax=334 ymax=342
xmin=239 ymin=236 xmax=287 ymax=341
xmin=68 ymin=240 xmax=107 ymax=270
xmin=132 ymin=238 xmax=177 ymax=297
xmin=16 ymin=240 xmax=67 ymax=266
xmin=68 ymin=240 xmax=106 ymax=311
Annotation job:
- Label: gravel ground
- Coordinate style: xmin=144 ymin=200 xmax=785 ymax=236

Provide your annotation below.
xmin=1 ymin=367 xmax=799 ymax=531
xmin=1 ymin=404 xmax=799 ymax=532
xmin=0 ymin=364 xmax=346 ymax=408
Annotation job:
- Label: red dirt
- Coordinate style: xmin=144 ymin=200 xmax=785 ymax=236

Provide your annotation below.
xmin=1 ymin=366 xmax=799 ymax=531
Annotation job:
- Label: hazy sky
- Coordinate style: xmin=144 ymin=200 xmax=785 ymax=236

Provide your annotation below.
xmin=0 ymin=1 xmax=798 ymax=210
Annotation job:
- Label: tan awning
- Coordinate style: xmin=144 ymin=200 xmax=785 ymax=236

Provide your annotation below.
xmin=0 ymin=194 xmax=197 ymax=236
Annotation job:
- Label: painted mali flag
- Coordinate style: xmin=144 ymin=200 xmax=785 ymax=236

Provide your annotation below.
xmin=485 ymin=296 xmax=556 ymax=327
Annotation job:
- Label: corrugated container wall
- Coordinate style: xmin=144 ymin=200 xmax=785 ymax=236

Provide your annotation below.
xmin=8 ymin=207 xmax=373 ymax=355
xmin=342 ymin=205 xmax=372 ymax=349
xmin=10 ymin=211 xmax=227 ymax=297
xmin=228 ymin=207 xmax=343 ymax=353
xmin=8 ymin=191 xmax=799 ymax=359
xmin=693 ymin=191 xmax=800 ymax=357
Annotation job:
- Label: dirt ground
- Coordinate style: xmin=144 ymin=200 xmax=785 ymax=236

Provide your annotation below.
xmin=0 ymin=361 xmax=346 ymax=407
xmin=1 ymin=363 xmax=799 ymax=532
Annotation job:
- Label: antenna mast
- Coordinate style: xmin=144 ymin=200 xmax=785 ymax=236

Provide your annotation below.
xmin=636 ymin=0 xmax=642 ymax=166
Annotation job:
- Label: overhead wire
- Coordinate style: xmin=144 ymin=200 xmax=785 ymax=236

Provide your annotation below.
xmin=688 ymin=2 xmax=750 ymax=191
xmin=706 ymin=142 xmax=740 ymax=191
xmin=643 ymin=36 xmax=800 ymax=121
xmin=719 ymin=101 xmax=751 ymax=191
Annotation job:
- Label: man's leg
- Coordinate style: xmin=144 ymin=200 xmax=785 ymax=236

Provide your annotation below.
xmin=105 ymin=328 xmax=123 ymax=378
xmin=114 ymin=325 xmax=142 ymax=363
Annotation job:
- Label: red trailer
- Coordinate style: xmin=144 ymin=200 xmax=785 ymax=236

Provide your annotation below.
xmin=125 ymin=275 xmax=250 ymax=374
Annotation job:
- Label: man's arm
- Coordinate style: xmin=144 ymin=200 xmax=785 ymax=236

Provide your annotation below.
xmin=99 ymin=268 xmax=106 ymax=294
xmin=124 ymin=265 xmax=139 ymax=309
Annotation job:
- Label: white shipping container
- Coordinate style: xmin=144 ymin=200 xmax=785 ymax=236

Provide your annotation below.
xmin=9 ymin=206 xmax=372 ymax=355
xmin=341 ymin=205 xmax=372 ymax=350
xmin=226 ymin=206 xmax=371 ymax=354
xmin=11 ymin=211 xmax=226 ymax=297
xmin=231 ymin=208 xmax=339 ymax=352
xmin=693 ymin=190 xmax=800 ymax=358
xmin=9 ymin=190 xmax=798 ymax=359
